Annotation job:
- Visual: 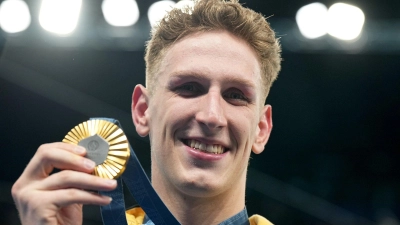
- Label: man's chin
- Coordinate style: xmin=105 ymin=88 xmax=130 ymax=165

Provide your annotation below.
xmin=176 ymin=176 xmax=226 ymax=198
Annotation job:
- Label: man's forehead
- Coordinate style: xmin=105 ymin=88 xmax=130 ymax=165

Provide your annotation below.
xmin=166 ymin=31 xmax=258 ymax=59
xmin=160 ymin=31 xmax=262 ymax=82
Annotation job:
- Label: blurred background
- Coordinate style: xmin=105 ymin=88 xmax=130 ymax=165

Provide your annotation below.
xmin=0 ymin=0 xmax=399 ymax=224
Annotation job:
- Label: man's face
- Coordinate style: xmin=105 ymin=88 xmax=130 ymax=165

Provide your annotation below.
xmin=134 ymin=30 xmax=272 ymax=198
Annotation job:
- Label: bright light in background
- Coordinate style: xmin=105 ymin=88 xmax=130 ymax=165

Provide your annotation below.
xmin=39 ymin=0 xmax=82 ymax=36
xmin=327 ymin=3 xmax=365 ymax=40
xmin=148 ymin=0 xmax=175 ymax=27
xmin=102 ymin=0 xmax=139 ymax=27
xmin=296 ymin=3 xmax=328 ymax=39
xmin=0 ymin=0 xmax=31 ymax=33
xmin=175 ymin=0 xmax=194 ymax=12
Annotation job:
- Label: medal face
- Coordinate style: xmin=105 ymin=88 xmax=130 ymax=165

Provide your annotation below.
xmin=62 ymin=119 xmax=130 ymax=179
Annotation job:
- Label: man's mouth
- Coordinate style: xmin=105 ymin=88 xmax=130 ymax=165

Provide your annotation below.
xmin=184 ymin=139 xmax=226 ymax=154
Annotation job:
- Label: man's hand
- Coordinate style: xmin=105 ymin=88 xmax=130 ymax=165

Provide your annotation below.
xmin=11 ymin=142 xmax=117 ymax=225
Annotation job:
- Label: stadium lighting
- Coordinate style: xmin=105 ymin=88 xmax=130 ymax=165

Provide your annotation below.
xmin=102 ymin=0 xmax=139 ymax=27
xmin=148 ymin=0 xmax=175 ymax=27
xmin=175 ymin=0 xmax=194 ymax=12
xmin=296 ymin=3 xmax=328 ymax=39
xmin=327 ymin=3 xmax=365 ymax=41
xmin=0 ymin=0 xmax=31 ymax=33
xmin=39 ymin=0 xmax=82 ymax=36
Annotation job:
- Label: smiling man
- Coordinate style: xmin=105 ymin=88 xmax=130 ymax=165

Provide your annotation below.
xmin=12 ymin=0 xmax=281 ymax=225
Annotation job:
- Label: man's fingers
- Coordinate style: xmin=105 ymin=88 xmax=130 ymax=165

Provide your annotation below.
xmin=22 ymin=143 xmax=94 ymax=181
xmin=37 ymin=170 xmax=117 ymax=192
xmin=50 ymin=189 xmax=113 ymax=207
xmin=19 ymin=189 xmax=113 ymax=213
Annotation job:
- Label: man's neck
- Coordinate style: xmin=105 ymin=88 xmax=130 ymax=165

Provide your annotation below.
xmin=152 ymin=171 xmax=247 ymax=225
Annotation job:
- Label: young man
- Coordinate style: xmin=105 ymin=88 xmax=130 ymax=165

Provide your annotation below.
xmin=12 ymin=0 xmax=281 ymax=224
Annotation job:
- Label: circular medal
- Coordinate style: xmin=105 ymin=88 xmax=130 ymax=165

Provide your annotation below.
xmin=62 ymin=119 xmax=130 ymax=179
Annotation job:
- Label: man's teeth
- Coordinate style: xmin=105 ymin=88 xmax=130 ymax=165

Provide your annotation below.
xmin=188 ymin=140 xmax=224 ymax=154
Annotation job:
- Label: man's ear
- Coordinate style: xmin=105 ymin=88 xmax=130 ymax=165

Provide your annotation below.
xmin=131 ymin=84 xmax=150 ymax=137
xmin=252 ymin=105 xmax=273 ymax=154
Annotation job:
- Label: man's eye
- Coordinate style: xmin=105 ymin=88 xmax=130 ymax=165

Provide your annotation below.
xmin=174 ymin=83 xmax=201 ymax=96
xmin=179 ymin=84 xmax=196 ymax=91
xmin=224 ymin=91 xmax=249 ymax=104
xmin=228 ymin=92 xmax=244 ymax=100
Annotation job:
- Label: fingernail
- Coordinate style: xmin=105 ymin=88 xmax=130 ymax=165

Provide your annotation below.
xmin=83 ymin=159 xmax=95 ymax=169
xmin=74 ymin=146 xmax=86 ymax=154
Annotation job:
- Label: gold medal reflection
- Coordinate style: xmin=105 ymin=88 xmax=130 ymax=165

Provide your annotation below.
xmin=62 ymin=119 xmax=130 ymax=179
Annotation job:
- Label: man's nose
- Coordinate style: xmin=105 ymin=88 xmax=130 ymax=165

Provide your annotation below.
xmin=195 ymin=91 xmax=228 ymax=130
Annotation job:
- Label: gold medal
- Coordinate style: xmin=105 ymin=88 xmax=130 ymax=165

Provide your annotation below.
xmin=62 ymin=119 xmax=130 ymax=179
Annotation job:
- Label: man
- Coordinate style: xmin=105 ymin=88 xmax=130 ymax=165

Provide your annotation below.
xmin=12 ymin=0 xmax=281 ymax=224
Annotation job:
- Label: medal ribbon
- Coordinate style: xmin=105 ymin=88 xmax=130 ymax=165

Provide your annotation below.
xmin=94 ymin=118 xmax=180 ymax=225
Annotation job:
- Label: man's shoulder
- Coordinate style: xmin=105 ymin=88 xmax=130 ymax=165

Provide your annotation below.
xmin=249 ymin=214 xmax=274 ymax=225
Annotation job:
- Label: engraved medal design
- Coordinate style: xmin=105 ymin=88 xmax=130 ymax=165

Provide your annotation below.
xmin=62 ymin=119 xmax=130 ymax=179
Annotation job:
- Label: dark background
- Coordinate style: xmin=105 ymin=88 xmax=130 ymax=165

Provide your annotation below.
xmin=1 ymin=0 xmax=399 ymax=224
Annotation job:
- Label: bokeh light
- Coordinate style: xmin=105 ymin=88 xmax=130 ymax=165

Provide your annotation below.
xmin=296 ymin=3 xmax=328 ymax=39
xmin=39 ymin=0 xmax=82 ymax=35
xmin=0 ymin=0 xmax=31 ymax=33
xmin=102 ymin=0 xmax=139 ymax=27
xmin=327 ymin=3 xmax=365 ymax=40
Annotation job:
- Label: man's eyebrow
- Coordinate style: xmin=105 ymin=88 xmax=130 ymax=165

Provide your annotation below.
xmin=169 ymin=71 xmax=207 ymax=81
xmin=221 ymin=76 xmax=257 ymax=89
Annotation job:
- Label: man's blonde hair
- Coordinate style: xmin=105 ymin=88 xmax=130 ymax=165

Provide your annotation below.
xmin=145 ymin=0 xmax=281 ymax=101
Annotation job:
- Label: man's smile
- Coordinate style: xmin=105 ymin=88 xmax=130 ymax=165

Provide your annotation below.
xmin=183 ymin=139 xmax=228 ymax=154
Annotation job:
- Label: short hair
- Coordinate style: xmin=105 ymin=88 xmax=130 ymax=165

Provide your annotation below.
xmin=145 ymin=0 xmax=281 ymax=102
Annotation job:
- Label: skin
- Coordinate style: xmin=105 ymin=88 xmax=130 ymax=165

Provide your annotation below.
xmin=132 ymin=30 xmax=273 ymax=225
xmin=11 ymin=143 xmax=117 ymax=225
